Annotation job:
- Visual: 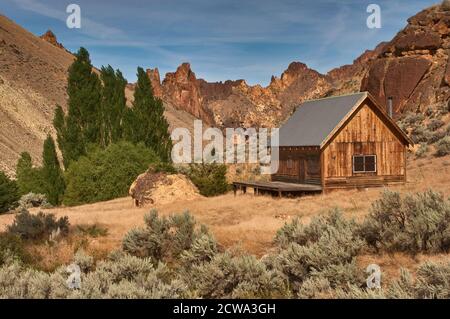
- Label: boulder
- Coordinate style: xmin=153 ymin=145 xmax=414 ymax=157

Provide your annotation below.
xmin=129 ymin=170 xmax=201 ymax=207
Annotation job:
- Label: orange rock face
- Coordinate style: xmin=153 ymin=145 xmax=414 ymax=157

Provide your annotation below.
xmin=146 ymin=68 xmax=163 ymax=98
xmin=142 ymin=4 xmax=450 ymax=127
xmin=40 ymin=30 xmax=64 ymax=50
xmin=153 ymin=61 xmax=331 ymax=128
xmin=361 ymin=4 xmax=450 ymax=115
xmin=161 ymin=63 xmax=214 ymax=125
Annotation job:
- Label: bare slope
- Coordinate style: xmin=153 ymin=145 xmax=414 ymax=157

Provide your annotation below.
xmin=0 ymin=15 xmax=196 ymax=175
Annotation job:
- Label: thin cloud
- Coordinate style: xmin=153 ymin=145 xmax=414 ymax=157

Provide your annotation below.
xmin=12 ymin=0 xmax=125 ymax=39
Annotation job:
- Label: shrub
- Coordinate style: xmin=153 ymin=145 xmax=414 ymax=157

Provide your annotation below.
xmin=0 ymin=251 xmax=187 ymax=299
xmin=359 ymin=190 xmax=450 ymax=254
xmin=0 ymin=233 xmax=30 ymax=266
xmin=297 ymin=260 xmax=365 ymax=298
xmin=18 ymin=193 xmax=50 ymax=209
xmin=122 ymin=210 xmax=205 ymax=263
xmin=63 ymin=141 xmax=160 ymax=206
xmin=413 ymin=261 xmax=450 ymax=298
xmin=428 ymin=130 xmax=446 ymax=144
xmin=400 ymin=112 xmax=425 ymax=127
xmin=0 ymin=171 xmax=20 ymax=214
xmin=272 ymin=210 xmax=365 ymax=292
xmin=427 ymin=119 xmax=445 ymax=131
xmin=415 ymin=143 xmax=428 ymax=158
xmin=187 ymin=163 xmax=229 ymax=197
xmin=435 ymin=136 xmax=450 ymax=157
xmin=180 ymin=232 xmax=218 ymax=268
xmin=76 ymin=224 xmax=108 ymax=238
xmin=335 ymin=261 xmax=450 ymax=299
xmin=186 ymin=251 xmax=288 ymax=298
xmin=410 ymin=126 xmax=433 ymax=144
xmin=7 ymin=209 xmax=70 ymax=241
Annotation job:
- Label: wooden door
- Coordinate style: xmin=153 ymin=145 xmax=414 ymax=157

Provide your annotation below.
xmin=298 ymin=158 xmax=306 ymax=183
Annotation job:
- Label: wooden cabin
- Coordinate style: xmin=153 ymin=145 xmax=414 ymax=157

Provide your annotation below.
xmin=271 ymin=92 xmax=412 ymax=192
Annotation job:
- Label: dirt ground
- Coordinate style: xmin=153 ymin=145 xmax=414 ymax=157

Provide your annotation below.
xmin=0 ymin=154 xmax=449 ymax=271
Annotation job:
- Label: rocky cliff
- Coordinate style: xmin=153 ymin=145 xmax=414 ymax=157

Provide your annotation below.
xmin=153 ymin=61 xmax=332 ymax=127
xmin=153 ymin=3 xmax=450 ymax=127
xmin=361 ymin=4 xmax=450 ymax=115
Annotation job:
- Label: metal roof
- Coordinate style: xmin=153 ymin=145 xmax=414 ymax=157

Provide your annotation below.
xmin=278 ymin=92 xmax=368 ymax=147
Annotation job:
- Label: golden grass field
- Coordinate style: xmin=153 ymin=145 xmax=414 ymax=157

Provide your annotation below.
xmin=0 ymin=154 xmax=449 ymax=276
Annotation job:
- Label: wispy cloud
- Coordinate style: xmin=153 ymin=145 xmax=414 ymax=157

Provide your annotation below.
xmin=11 ymin=0 xmax=125 ymax=39
xmin=6 ymin=0 xmax=437 ymax=84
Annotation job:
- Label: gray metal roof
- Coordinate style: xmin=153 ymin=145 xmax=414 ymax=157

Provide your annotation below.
xmin=278 ymin=92 xmax=367 ymax=147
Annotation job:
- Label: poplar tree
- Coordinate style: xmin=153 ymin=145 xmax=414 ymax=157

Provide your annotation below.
xmin=100 ymin=65 xmax=127 ymax=145
xmin=15 ymin=152 xmax=44 ymax=195
xmin=124 ymin=67 xmax=172 ymax=162
xmin=54 ymin=48 xmax=102 ymax=166
xmin=67 ymin=47 xmax=102 ymax=145
xmin=41 ymin=136 xmax=65 ymax=205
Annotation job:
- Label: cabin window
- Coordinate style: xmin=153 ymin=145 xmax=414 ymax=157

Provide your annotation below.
xmin=353 ymin=155 xmax=376 ymax=173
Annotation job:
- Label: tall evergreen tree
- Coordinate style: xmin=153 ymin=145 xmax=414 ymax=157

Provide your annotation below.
xmin=100 ymin=65 xmax=127 ymax=146
xmin=54 ymin=48 xmax=102 ymax=166
xmin=0 ymin=171 xmax=19 ymax=213
xmin=15 ymin=152 xmax=44 ymax=195
xmin=124 ymin=67 xmax=172 ymax=162
xmin=41 ymin=136 xmax=65 ymax=206
xmin=67 ymin=47 xmax=102 ymax=144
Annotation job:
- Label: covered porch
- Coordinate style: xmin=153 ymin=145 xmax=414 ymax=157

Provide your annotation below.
xmin=232 ymin=181 xmax=323 ymax=197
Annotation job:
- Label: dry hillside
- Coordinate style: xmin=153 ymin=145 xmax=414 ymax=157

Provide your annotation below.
xmin=0 ymin=15 xmax=197 ymax=176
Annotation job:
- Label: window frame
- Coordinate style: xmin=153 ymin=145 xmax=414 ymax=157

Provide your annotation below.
xmin=352 ymin=154 xmax=377 ymax=173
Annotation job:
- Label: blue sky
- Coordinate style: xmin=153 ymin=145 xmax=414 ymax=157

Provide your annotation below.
xmin=1 ymin=0 xmax=437 ymax=85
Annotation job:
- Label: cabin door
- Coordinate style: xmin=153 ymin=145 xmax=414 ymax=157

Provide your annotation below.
xmin=298 ymin=158 xmax=306 ymax=183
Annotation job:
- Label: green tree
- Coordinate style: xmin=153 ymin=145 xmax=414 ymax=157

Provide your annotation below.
xmin=15 ymin=152 xmax=44 ymax=195
xmin=41 ymin=136 xmax=65 ymax=206
xmin=187 ymin=164 xmax=229 ymax=197
xmin=124 ymin=67 xmax=172 ymax=162
xmin=53 ymin=105 xmax=68 ymax=168
xmin=63 ymin=141 xmax=159 ymax=206
xmin=67 ymin=47 xmax=102 ymax=145
xmin=54 ymin=47 xmax=102 ymax=167
xmin=0 ymin=171 xmax=19 ymax=214
xmin=100 ymin=65 xmax=127 ymax=146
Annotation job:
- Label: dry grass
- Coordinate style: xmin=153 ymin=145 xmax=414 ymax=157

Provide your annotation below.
xmin=0 ymin=155 xmax=449 ymax=270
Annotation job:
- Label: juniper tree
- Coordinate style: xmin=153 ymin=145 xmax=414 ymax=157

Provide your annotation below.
xmin=41 ymin=136 xmax=65 ymax=206
xmin=123 ymin=67 xmax=172 ymax=161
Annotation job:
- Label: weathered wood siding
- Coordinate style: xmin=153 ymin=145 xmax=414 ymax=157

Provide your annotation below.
xmin=322 ymin=101 xmax=406 ymax=189
xmin=272 ymin=147 xmax=321 ymax=184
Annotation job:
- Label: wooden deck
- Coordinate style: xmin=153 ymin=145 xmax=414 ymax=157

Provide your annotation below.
xmin=232 ymin=181 xmax=322 ymax=197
